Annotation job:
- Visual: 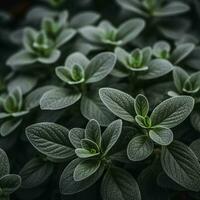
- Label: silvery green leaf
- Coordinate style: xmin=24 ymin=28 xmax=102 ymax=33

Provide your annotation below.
xmin=134 ymin=94 xmax=149 ymax=117
xmin=190 ymin=110 xmax=200 ymax=133
xmin=116 ymin=0 xmax=148 ymax=17
xmin=37 ymin=49 xmax=61 ymax=64
xmin=0 ymin=174 xmax=21 ymax=195
xmin=65 ymin=52 xmax=89 ymax=69
xmin=85 ymin=119 xmax=101 ymax=146
xmin=40 ymin=88 xmax=82 ymax=110
xmin=25 ymin=86 xmax=57 ymax=110
xmin=75 ymin=148 xmax=100 ymax=159
xmin=115 ymin=47 xmax=130 ymax=67
xmin=149 ymin=127 xmax=173 ymax=146
xmin=0 ymin=119 xmax=22 ymax=137
xmin=150 ymin=96 xmax=194 ymax=128
xmin=141 ymin=47 xmax=152 ymax=65
xmin=55 ymin=67 xmax=71 ymax=83
xmin=101 ymin=119 xmax=122 ymax=155
xmin=60 ymin=158 xmax=104 ymax=195
xmin=81 ymin=138 xmax=99 ymax=152
xmin=26 ymin=122 xmax=74 ymax=160
xmin=138 ymin=59 xmax=173 ymax=80
xmin=154 ymin=2 xmax=190 ymax=17
xmin=188 ymin=71 xmax=200 ymax=90
xmin=55 ymin=28 xmax=76 ymax=48
xmin=117 ymin=18 xmax=145 ymax=45
xmin=6 ymin=51 xmax=37 ymax=68
xmin=161 ymin=141 xmax=200 ymax=192
xmin=127 ymin=135 xmax=154 ymax=161
xmin=0 ymin=113 xmax=10 ymax=120
xmin=173 ymin=67 xmax=189 ymax=93
xmin=99 ymin=88 xmax=135 ymax=122
xmin=0 ymin=148 xmax=10 ymax=178
xmin=80 ymin=94 xmax=116 ymax=126
xmin=153 ymin=41 xmax=171 ymax=58
xmin=69 ymin=128 xmax=85 ymax=148
xmin=85 ymin=52 xmax=116 ymax=83
xmin=79 ymin=26 xmax=103 ymax=44
xmin=19 ymin=158 xmax=54 ymax=189
xmin=185 ymin=47 xmax=200 ymax=70
xmin=8 ymin=75 xmax=37 ymax=95
xmin=190 ymin=139 xmax=200 ymax=161
xmin=70 ymin=12 xmax=100 ymax=29
xmin=23 ymin=27 xmax=37 ymax=53
xmin=170 ymin=43 xmax=195 ymax=65
xmin=101 ymin=166 xmax=141 ymax=200
xmin=73 ymin=159 xmax=101 ymax=181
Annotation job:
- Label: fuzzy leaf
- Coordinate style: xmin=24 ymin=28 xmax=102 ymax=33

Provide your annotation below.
xmin=134 ymin=94 xmax=149 ymax=117
xmin=0 ymin=148 xmax=10 ymax=178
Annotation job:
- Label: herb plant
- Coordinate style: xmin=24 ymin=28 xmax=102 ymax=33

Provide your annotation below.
xmin=1 ymin=0 xmax=200 ymax=200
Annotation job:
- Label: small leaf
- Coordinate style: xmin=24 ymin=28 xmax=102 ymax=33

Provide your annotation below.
xmin=75 ymin=148 xmax=100 ymax=159
xmin=99 ymin=88 xmax=135 ymax=122
xmin=161 ymin=141 xmax=200 ymax=192
xmin=0 ymin=148 xmax=10 ymax=178
xmin=149 ymin=127 xmax=173 ymax=146
xmin=134 ymin=94 xmax=149 ymax=117
xmin=101 ymin=166 xmax=141 ymax=200
xmin=127 ymin=135 xmax=154 ymax=161
xmin=101 ymin=119 xmax=122 ymax=155
xmin=69 ymin=128 xmax=85 ymax=148
xmin=0 ymin=174 xmax=21 ymax=195
xmin=81 ymin=139 xmax=99 ymax=152
xmin=59 ymin=158 xmax=104 ymax=194
xmin=85 ymin=52 xmax=116 ymax=83
xmin=40 ymin=88 xmax=82 ymax=110
xmin=190 ymin=139 xmax=200 ymax=161
xmin=73 ymin=160 xmax=101 ymax=181
xmin=150 ymin=96 xmax=194 ymax=128
xmin=26 ymin=122 xmax=74 ymax=160
xmin=85 ymin=119 xmax=101 ymax=146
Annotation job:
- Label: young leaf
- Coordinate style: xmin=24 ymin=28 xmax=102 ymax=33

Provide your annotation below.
xmin=85 ymin=52 xmax=116 ymax=83
xmin=149 ymin=127 xmax=173 ymax=146
xmin=150 ymin=96 xmax=194 ymax=128
xmin=101 ymin=166 xmax=141 ymax=200
xmin=73 ymin=159 xmax=101 ymax=181
xmin=0 ymin=148 xmax=10 ymax=178
xmin=26 ymin=122 xmax=74 ymax=160
xmin=60 ymin=158 xmax=104 ymax=195
xmin=85 ymin=119 xmax=101 ymax=146
xmin=134 ymin=94 xmax=149 ymax=117
xmin=127 ymin=135 xmax=154 ymax=161
xmin=101 ymin=119 xmax=122 ymax=155
xmin=99 ymin=88 xmax=135 ymax=122
xmin=75 ymin=148 xmax=100 ymax=159
xmin=69 ymin=128 xmax=85 ymax=148
xmin=161 ymin=141 xmax=200 ymax=192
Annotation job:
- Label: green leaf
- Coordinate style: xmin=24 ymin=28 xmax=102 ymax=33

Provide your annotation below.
xmin=0 ymin=119 xmax=22 ymax=137
xmin=80 ymin=94 xmax=116 ymax=126
xmin=101 ymin=119 xmax=122 ymax=155
xmin=190 ymin=139 xmax=200 ymax=161
xmin=37 ymin=49 xmax=61 ymax=64
xmin=19 ymin=158 xmax=54 ymax=189
xmin=0 ymin=174 xmax=21 ymax=195
xmin=60 ymin=158 xmax=104 ymax=194
xmin=26 ymin=122 xmax=74 ymax=160
xmin=127 ymin=135 xmax=154 ymax=161
xmin=117 ymin=18 xmax=145 ymax=45
xmin=99 ymin=88 xmax=135 ymax=122
xmin=101 ymin=166 xmax=141 ymax=200
xmin=69 ymin=128 xmax=85 ymax=148
xmin=40 ymin=88 xmax=82 ymax=110
xmin=138 ymin=59 xmax=173 ymax=80
xmin=0 ymin=148 xmax=10 ymax=178
xmin=190 ymin=110 xmax=200 ymax=133
xmin=149 ymin=127 xmax=173 ymax=146
xmin=161 ymin=141 xmax=200 ymax=192
xmin=173 ymin=67 xmax=189 ymax=93
xmin=81 ymin=139 xmax=99 ymax=152
xmin=73 ymin=160 xmax=101 ymax=181
xmin=134 ymin=94 xmax=149 ymax=117
xmin=154 ymin=2 xmax=190 ymax=17
xmin=75 ymin=148 xmax=100 ymax=159
xmin=170 ymin=43 xmax=195 ymax=65
xmin=150 ymin=96 xmax=194 ymax=128
xmin=85 ymin=52 xmax=116 ymax=83
xmin=115 ymin=47 xmax=130 ymax=67
xmin=65 ymin=52 xmax=89 ymax=69
xmin=85 ymin=119 xmax=101 ymax=146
